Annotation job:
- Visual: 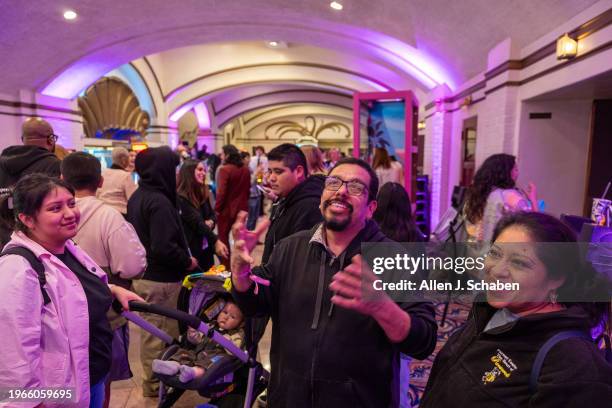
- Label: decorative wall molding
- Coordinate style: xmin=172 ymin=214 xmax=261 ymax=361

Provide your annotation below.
xmin=0 ymin=99 xmax=81 ymax=116
xmin=263 ymin=115 xmax=350 ymax=140
xmin=424 ymin=6 xmax=612 ymax=112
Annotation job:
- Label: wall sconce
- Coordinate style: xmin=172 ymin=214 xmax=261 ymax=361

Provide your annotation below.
xmin=556 ymin=33 xmax=578 ymax=60
xmin=417 ymin=121 xmax=426 ymax=130
xmin=460 ymin=96 xmax=473 ymax=109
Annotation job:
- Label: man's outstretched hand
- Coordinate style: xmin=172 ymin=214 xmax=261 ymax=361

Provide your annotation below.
xmin=329 ymin=254 xmax=411 ymax=343
xmin=230 ymin=211 xmax=270 ymax=292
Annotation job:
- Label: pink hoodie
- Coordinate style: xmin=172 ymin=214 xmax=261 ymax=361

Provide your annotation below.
xmin=0 ymin=231 xmax=108 ymax=407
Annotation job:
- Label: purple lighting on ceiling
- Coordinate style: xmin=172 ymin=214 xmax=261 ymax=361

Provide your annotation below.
xmin=193 ymin=103 xmax=211 ymax=129
xmin=169 ymin=104 xmax=193 ymax=122
xmin=41 ymin=61 xmax=112 ymax=99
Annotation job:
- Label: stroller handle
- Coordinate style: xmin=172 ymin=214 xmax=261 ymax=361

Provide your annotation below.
xmin=126 ymin=300 xmax=203 ymax=330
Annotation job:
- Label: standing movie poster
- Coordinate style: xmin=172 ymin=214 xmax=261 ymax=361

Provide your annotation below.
xmin=366 ymin=100 xmax=406 ymax=165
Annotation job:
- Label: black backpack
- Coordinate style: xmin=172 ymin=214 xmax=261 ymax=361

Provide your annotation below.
xmin=529 ymin=330 xmax=612 ymax=393
xmin=1 ymin=246 xmax=51 ymax=305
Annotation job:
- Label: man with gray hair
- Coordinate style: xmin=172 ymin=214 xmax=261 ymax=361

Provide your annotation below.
xmin=0 ymin=117 xmax=61 ymax=188
xmin=97 ymin=146 xmax=137 ymax=215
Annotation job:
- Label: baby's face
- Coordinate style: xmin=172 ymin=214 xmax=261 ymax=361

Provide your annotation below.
xmin=217 ymin=303 xmax=243 ymax=330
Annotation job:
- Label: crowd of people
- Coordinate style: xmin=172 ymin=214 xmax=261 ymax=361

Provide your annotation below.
xmin=0 ymin=117 xmax=610 ymax=407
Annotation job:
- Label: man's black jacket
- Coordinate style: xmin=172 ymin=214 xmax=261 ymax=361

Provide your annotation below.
xmin=233 ymin=220 xmax=437 ymax=407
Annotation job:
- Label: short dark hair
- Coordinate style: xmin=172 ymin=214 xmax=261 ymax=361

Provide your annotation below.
xmin=61 ymin=152 xmax=102 ymax=192
xmin=330 ymin=157 xmax=378 ymax=201
xmin=267 ymin=143 xmax=309 ymax=177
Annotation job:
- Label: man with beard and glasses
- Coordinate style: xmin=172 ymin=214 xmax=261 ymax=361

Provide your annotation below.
xmin=230 ymin=157 xmax=437 ymax=408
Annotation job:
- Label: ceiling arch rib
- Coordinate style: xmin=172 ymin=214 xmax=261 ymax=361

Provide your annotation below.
xmin=166 ymin=64 xmax=391 ymax=115
xmin=214 ymin=88 xmax=354 ymax=127
xmin=164 ymin=61 xmax=394 ymax=102
xmin=38 ymin=15 xmax=456 ymax=100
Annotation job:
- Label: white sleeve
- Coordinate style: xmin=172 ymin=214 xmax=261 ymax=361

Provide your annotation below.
xmin=107 ymin=214 xmax=147 ymax=279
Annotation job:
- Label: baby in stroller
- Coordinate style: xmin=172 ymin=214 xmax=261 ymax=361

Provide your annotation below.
xmin=152 ymin=300 xmax=245 ymax=383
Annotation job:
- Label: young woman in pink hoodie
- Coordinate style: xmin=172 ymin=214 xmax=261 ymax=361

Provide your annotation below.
xmin=0 ymin=174 xmax=142 ymax=408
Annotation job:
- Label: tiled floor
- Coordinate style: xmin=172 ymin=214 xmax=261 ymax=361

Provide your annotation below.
xmin=109 ymin=243 xmax=269 ymax=408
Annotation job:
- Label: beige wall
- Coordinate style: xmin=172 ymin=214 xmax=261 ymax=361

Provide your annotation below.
xmin=517 ymin=99 xmax=592 ymax=217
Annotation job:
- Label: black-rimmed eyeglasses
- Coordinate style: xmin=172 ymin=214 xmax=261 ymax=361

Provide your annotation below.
xmin=324 ymin=176 xmax=368 ymax=196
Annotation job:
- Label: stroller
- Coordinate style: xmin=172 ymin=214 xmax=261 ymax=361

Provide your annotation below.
xmin=118 ymin=269 xmax=269 ymax=408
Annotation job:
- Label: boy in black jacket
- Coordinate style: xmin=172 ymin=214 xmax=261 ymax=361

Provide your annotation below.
xmin=127 ymin=146 xmax=198 ymax=396
xmin=232 ymin=158 xmax=437 ymax=407
xmin=261 ymin=143 xmax=324 ymax=263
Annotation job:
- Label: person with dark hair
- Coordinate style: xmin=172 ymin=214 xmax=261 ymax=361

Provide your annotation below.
xmin=207 ymin=153 xmax=221 ymax=184
xmin=0 ymin=174 xmax=142 ymax=407
xmin=61 ymin=151 xmax=147 ymax=407
xmin=372 ymin=147 xmax=404 ymax=188
xmin=254 ymin=143 xmax=325 ymax=263
xmin=215 ymin=144 xmax=250 ymax=268
xmin=231 ymin=157 xmax=437 ymax=407
xmin=0 ymin=117 xmax=61 ymax=188
xmin=97 ymin=146 xmax=137 ymax=215
xmin=127 ymin=146 xmax=199 ymax=397
xmin=464 ymin=153 xmax=537 ymax=243
xmin=421 ymin=211 xmax=612 ymax=407
xmin=177 ymin=159 xmax=228 ymax=271
xmin=240 ymin=150 xmax=251 ymax=167
xmin=374 ymin=182 xmax=424 ymax=242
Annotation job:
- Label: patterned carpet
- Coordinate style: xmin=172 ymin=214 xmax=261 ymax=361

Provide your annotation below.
xmin=406 ymin=302 xmax=471 ymax=407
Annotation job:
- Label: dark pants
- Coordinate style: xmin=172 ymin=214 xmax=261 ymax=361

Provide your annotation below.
xmin=247 ymin=196 xmax=261 ymax=231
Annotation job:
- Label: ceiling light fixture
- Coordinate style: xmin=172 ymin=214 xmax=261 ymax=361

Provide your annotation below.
xmin=63 ymin=10 xmax=78 ymax=20
xmin=330 ymin=1 xmax=343 ymax=11
xmin=265 ymin=41 xmax=288 ymax=49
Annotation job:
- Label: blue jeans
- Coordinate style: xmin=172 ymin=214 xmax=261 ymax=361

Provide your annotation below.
xmin=90 ymin=375 xmax=107 ymax=408
xmin=247 ymin=196 xmax=261 ymax=231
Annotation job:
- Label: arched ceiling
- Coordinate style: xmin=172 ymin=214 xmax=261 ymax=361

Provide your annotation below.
xmin=137 ymin=41 xmax=418 ymax=123
xmin=1 ymin=0 xmax=599 ymax=100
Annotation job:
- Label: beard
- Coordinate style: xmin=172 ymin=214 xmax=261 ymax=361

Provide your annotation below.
xmin=322 ymin=198 xmax=353 ymax=231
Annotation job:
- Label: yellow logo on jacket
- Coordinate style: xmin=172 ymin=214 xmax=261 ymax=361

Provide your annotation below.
xmin=482 ymin=349 xmax=517 ymax=385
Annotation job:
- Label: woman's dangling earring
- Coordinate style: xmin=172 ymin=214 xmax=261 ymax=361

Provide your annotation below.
xmin=549 ymin=291 xmax=558 ymax=305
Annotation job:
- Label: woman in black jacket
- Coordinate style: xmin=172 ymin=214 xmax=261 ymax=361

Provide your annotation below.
xmin=421 ymin=212 xmax=612 ymax=407
xmin=177 ymin=160 xmax=228 ymax=271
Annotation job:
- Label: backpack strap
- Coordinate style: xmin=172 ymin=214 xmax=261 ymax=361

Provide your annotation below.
xmin=529 ymin=330 xmax=591 ymax=394
xmin=1 ymin=246 xmax=51 ymax=305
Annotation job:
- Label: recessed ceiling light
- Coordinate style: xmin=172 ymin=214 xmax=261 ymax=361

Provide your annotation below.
xmin=63 ymin=10 xmax=78 ymax=20
xmin=330 ymin=1 xmax=343 ymax=10
xmin=265 ymin=41 xmax=288 ymax=49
